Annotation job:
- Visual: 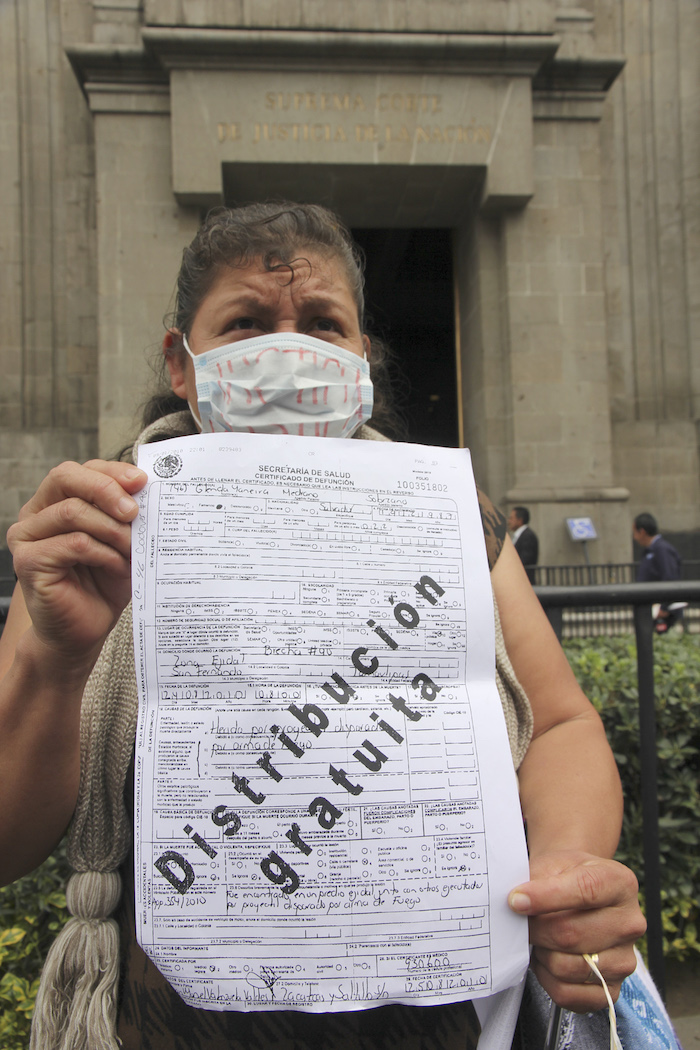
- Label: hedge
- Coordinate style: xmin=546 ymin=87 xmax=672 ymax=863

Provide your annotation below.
xmin=0 ymin=848 xmax=70 ymax=1049
xmin=563 ymin=633 xmax=700 ymax=963
xmin=1 ymin=633 xmax=698 ymax=1044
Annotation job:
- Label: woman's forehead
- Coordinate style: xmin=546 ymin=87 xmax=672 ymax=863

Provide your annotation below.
xmin=211 ymin=251 xmax=350 ymax=296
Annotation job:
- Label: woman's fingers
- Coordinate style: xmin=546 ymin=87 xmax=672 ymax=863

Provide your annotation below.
xmin=12 ymin=498 xmax=134 ymax=559
xmin=509 ymin=851 xmax=646 ymax=1011
xmin=12 ymin=497 xmax=132 ymax=558
xmin=14 ymin=460 xmax=146 ymax=525
xmin=510 ymin=855 xmax=645 ymax=953
xmin=5 ymin=460 xmax=148 ymax=660
xmin=509 ymin=854 xmax=640 ymax=920
xmin=525 ymin=898 xmax=645 ymax=957
xmin=8 ymin=461 xmax=147 ymax=575
xmin=529 ymin=944 xmax=637 ymax=1012
xmin=17 ymin=531 xmax=133 ymax=585
xmin=535 ymin=946 xmax=633 ymax=989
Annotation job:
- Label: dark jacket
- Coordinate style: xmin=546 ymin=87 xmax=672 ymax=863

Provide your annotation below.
xmin=636 ymin=535 xmax=682 ymax=583
xmin=514 ymin=526 xmax=539 ymax=568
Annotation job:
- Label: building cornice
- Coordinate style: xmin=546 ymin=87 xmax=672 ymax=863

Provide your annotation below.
xmin=65 ymin=43 xmax=166 ymax=88
xmin=68 ymin=28 xmax=562 ymax=84
xmin=66 ymin=30 xmax=624 ymax=121
xmin=505 ymin=487 xmax=630 ymax=504
xmin=532 ymin=53 xmax=626 ymax=120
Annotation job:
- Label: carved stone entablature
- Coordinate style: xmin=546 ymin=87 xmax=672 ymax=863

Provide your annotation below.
xmin=67 ymin=29 xmax=581 ymax=213
xmin=533 ymin=55 xmax=626 ymax=121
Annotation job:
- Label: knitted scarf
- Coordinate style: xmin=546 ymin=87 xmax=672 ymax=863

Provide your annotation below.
xmin=30 ymin=415 xmax=533 ymax=1049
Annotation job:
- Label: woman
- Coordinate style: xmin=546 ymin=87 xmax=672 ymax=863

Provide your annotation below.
xmin=0 ymin=203 xmax=644 ymax=1049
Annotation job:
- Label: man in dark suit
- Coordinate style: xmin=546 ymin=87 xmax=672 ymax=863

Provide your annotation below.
xmin=507 ymin=505 xmax=539 ymax=582
xmin=633 ymin=512 xmax=683 ymax=632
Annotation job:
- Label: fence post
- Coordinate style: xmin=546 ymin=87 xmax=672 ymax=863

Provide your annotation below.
xmin=633 ymin=603 xmax=665 ymax=1000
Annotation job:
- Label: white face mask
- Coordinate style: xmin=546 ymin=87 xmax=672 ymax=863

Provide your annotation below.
xmin=183 ymin=333 xmax=374 ymax=438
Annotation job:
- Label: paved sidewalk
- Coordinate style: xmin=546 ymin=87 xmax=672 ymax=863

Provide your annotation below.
xmin=671 ymin=1015 xmax=700 ymax=1047
xmin=667 ymin=959 xmax=700 ymax=1048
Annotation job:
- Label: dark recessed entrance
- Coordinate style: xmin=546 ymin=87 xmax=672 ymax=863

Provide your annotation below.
xmin=352 ymin=228 xmax=459 ymax=448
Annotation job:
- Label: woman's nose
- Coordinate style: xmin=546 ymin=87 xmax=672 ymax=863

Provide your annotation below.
xmin=271 ymin=320 xmax=304 ymax=334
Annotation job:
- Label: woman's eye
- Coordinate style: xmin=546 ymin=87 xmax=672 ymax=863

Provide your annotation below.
xmin=313 ymin=318 xmax=339 ymax=333
xmin=230 ymin=317 xmax=258 ymax=331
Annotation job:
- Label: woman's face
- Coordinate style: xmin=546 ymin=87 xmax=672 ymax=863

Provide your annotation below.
xmin=165 ymin=251 xmax=370 ymax=417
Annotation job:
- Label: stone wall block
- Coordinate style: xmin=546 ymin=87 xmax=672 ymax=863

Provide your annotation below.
xmin=144 ymin=0 xmax=556 ymax=33
xmin=511 ymin=348 xmax=563 ymax=385
xmin=508 ymin=293 xmax=560 ymax=326
xmin=533 ymin=144 xmax=582 ymax=180
xmin=528 ymin=261 xmax=583 ymax=296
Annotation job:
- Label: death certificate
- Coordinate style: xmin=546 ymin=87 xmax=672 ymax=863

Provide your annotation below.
xmin=132 ymin=432 xmax=529 ymax=1013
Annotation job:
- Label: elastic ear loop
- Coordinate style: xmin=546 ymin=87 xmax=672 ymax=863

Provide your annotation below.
xmin=583 ymin=953 xmax=623 ymax=1050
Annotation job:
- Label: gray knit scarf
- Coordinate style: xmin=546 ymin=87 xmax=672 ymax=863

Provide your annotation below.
xmin=30 ymin=415 xmax=533 ymax=1049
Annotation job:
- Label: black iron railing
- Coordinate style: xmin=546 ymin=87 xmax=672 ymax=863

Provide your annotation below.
xmin=532 ymin=561 xmax=700 ymax=587
xmin=535 ymin=579 xmax=700 ymax=1000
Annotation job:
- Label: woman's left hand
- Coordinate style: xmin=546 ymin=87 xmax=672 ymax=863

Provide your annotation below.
xmin=509 ymin=850 xmax=647 ymax=1012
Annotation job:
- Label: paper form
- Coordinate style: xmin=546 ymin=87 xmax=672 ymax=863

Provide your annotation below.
xmin=132 ymin=432 xmax=529 ymax=1013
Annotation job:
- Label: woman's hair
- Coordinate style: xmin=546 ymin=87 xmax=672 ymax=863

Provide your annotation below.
xmin=136 ymin=201 xmax=405 ymax=441
xmin=170 ymin=201 xmax=366 ymax=336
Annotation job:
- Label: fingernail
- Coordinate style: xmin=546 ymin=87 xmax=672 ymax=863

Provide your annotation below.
xmin=124 ymin=467 xmax=146 ymax=480
xmin=509 ymin=892 xmax=531 ymax=913
xmin=118 ymin=496 xmax=137 ymax=516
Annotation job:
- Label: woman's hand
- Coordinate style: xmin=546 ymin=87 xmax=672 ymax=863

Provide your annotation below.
xmin=6 ymin=460 xmax=147 ymax=668
xmin=0 ymin=459 xmax=148 ymax=883
xmin=509 ymin=850 xmax=647 ymax=1011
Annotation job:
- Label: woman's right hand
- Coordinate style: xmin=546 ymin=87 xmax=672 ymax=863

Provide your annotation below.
xmin=6 ymin=460 xmax=148 ymax=668
xmin=0 ymin=459 xmax=147 ymax=883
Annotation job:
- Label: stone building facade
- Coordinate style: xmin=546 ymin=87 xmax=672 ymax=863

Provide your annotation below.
xmin=1 ymin=0 xmax=698 ymax=571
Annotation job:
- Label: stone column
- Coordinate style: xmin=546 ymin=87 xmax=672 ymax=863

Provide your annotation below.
xmin=73 ymin=57 xmax=201 ymax=456
xmin=0 ymin=0 xmax=98 ymax=549
xmin=456 ymin=56 xmax=631 ymax=565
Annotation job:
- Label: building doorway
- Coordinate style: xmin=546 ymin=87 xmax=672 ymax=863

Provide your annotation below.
xmin=352 ymin=228 xmax=459 ymax=448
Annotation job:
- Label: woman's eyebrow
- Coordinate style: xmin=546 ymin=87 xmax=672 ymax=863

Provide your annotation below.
xmin=210 ymin=290 xmax=353 ymax=319
xmin=214 ymin=293 xmax=269 ymax=315
xmin=295 ymin=293 xmax=353 ymax=315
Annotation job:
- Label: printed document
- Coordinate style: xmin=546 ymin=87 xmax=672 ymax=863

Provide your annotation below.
xmin=132 ymin=432 xmax=529 ymax=1012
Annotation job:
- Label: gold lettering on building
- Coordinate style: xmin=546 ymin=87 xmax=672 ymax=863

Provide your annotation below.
xmin=384 ymin=125 xmax=412 ymax=143
xmin=242 ymin=121 xmax=491 ymax=146
xmin=220 ymin=91 xmax=491 ymax=149
xmin=355 ymin=124 xmax=379 ymax=142
xmin=217 ymin=122 xmax=241 ymax=142
xmin=265 ymin=92 xmax=367 ymax=112
xmin=262 ymin=91 xmax=444 ymax=114
xmin=376 ymin=93 xmax=442 ymax=114
xmin=252 ymin=122 xmax=354 ymax=143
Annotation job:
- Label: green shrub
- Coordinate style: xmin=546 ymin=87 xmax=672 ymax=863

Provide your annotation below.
xmin=563 ymin=633 xmax=700 ymax=962
xmin=0 ymin=846 xmax=70 ymax=1050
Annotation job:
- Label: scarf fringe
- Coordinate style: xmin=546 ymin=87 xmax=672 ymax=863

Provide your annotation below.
xmin=30 ymin=910 xmax=121 ymax=1050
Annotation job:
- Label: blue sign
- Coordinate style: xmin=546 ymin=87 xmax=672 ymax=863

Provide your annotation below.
xmin=566 ymin=517 xmax=598 ymax=542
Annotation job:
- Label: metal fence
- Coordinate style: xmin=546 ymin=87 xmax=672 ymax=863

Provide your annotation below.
xmin=535 ymin=579 xmax=700 ymax=1000
xmin=531 ymin=563 xmax=700 ymax=637
xmin=531 ymin=561 xmax=700 ymax=587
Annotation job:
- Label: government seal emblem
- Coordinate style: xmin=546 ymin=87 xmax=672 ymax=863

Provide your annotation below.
xmin=153 ymin=452 xmax=183 ymax=478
